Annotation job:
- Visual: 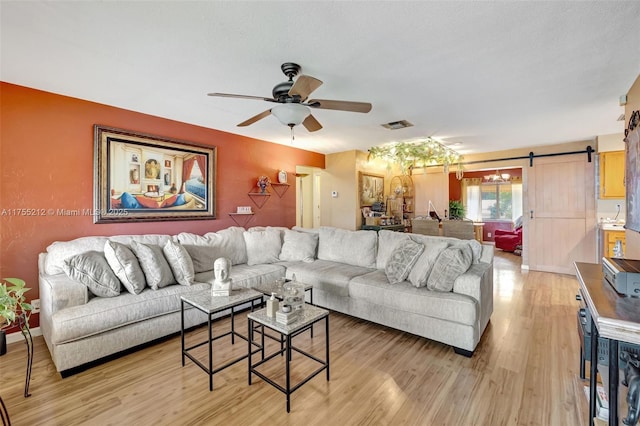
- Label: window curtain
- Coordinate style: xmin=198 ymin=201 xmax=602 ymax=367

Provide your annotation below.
xmin=195 ymin=155 xmax=207 ymax=182
xmin=461 ymin=178 xmax=482 ymax=221
xmin=181 ymin=157 xmax=196 ymax=193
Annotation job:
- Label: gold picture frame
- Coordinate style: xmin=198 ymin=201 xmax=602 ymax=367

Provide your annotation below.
xmin=94 ymin=125 xmax=216 ymax=223
xmin=359 ymin=172 xmax=384 ymax=206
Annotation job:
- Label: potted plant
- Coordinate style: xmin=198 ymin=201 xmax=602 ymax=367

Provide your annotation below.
xmin=448 ymin=200 xmax=465 ymax=220
xmin=0 ymin=278 xmax=32 ymax=356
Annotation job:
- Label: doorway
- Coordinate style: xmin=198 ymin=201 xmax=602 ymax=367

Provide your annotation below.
xmin=296 ymin=166 xmax=322 ymax=229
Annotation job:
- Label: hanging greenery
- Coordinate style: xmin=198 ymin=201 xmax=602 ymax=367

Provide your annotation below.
xmin=368 ymin=138 xmax=463 ymax=175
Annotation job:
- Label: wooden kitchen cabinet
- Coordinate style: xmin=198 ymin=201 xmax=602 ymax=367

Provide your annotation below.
xmin=604 ymin=229 xmax=626 ymax=257
xmin=599 ymin=150 xmax=625 ymax=199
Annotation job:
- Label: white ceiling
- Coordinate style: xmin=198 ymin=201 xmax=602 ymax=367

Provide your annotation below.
xmin=2 ymin=1 xmax=639 ymax=156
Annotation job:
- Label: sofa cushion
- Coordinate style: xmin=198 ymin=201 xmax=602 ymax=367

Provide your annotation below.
xmin=427 ymin=244 xmax=473 ymax=292
xmin=376 ymin=230 xmax=411 ymax=269
xmin=282 ymin=259 xmax=375 ymax=297
xmin=243 ymin=229 xmax=282 ymax=266
xmin=385 ymin=240 xmax=424 ymax=284
xmin=130 ymin=241 xmax=176 ymax=290
xmin=349 ymin=270 xmax=478 ymax=326
xmin=49 ymin=282 xmax=211 ymax=344
xmin=279 ymin=229 xmax=318 ymax=263
xmin=104 ymin=241 xmax=146 ymax=294
xmin=163 ymin=240 xmax=195 ymax=286
xmin=177 ymin=227 xmax=247 ymax=267
xmin=317 ymin=227 xmax=377 ymax=268
xmin=195 ymin=263 xmax=286 ymax=290
xmin=62 ymin=251 xmax=121 ymax=298
xmin=45 ymin=237 xmax=110 ymax=275
xmin=407 ymin=240 xmax=450 ymax=288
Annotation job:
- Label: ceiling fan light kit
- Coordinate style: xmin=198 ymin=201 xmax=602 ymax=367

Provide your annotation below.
xmin=271 ymin=103 xmax=310 ymax=127
xmin=208 ymin=62 xmax=372 ymax=134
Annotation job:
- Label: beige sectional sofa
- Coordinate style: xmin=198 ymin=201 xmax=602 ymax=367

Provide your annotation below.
xmin=38 ymin=225 xmax=493 ymax=375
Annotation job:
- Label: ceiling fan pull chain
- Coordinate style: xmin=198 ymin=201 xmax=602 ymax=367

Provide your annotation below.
xmin=290 ymin=124 xmax=295 ymax=143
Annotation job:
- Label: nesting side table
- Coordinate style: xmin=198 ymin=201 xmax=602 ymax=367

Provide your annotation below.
xmin=248 ymin=304 xmax=330 ymax=412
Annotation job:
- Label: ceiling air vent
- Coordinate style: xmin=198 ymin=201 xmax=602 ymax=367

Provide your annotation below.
xmin=618 ymin=114 xmax=625 ymax=121
xmin=382 ymin=120 xmax=413 ymax=130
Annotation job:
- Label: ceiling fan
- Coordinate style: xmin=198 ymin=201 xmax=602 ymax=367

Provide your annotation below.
xmin=208 ymin=62 xmax=372 ymax=132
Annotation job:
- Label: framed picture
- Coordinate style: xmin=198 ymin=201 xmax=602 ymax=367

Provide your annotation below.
xmin=359 ymin=172 xmax=384 ymax=206
xmin=94 ymin=125 xmax=216 ymax=223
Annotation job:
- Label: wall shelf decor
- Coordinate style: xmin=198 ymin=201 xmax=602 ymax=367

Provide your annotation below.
xmin=271 ymin=182 xmax=290 ymax=198
xmin=248 ymin=191 xmax=270 ymax=209
xmin=228 ymin=212 xmax=255 ymax=227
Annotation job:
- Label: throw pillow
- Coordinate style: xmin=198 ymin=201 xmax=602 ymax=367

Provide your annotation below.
xmin=62 ymin=251 xmax=121 ymax=297
xmin=130 ymin=241 xmax=176 ymax=290
xmin=177 ymin=228 xmax=248 ymax=271
xmin=385 ymin=240 xmax=425 ymax=284
xmin=104 ymin=241 xmax=146 ymax=294
xmin=317 ymin=227 xmax=378 ymax=268
xmin=162 ymin=239 xmax=195 ymax=286
xmin=279 ymin=229 xmax=319 ymax=263
xmin=426 ymin=244 xmax=473 ymax=292
xmin=407 ymin=240 xmax=450 ymax=288
xmin=451 ymin=239 xmax=483 ymax=264
xmin=243 ymin=229 xmax=282 ymax=266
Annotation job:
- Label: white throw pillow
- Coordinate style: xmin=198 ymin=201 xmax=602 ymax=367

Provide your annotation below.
xmin=130 ymin=241 xmax=176 ymax=290
xmin=163 ymin=239 xmax=195 ymax=286
xmin=407 ymin=240 xmax=450 ymax=288
xmin=376 ymin=230 xmax=411 ymax=269
xmin=104 ymin=241 xmax=146 ymax=294
xmin=426 ymin=244 xmax=473 ymax=292
xmin=279 ymin=229 xmax=319 ymax=263
xmin=243 ymin=229 xmax=282 ymax=266
xmin=62 ymin=251 xmax=121 ymax=297
xmin=317 ymin=227 xmax=378 ymax=268
xmin=451 ymin=239 xmax=483 ymax=264
xmin=178 ymin=227 xmax=248 ymax=266
xmin=385 ymin=240 xmax=424 ymax=284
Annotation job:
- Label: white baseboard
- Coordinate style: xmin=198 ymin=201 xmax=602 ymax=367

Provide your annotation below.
xmin=5 ymin=327 xmax=42 ymax=344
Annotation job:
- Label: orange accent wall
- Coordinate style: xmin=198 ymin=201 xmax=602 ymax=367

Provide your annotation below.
xmin=0 ymin=82 xmax=324 ymax=328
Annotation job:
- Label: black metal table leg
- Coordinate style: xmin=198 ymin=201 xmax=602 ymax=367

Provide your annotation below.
xmin=181 ymin=300 xmax=186 ymax=367
xmin=286 ymin=334 xmax=292 ymax=413
xmin=208 ymin=314 xmax=213 ymax=391
xmin=590 ymin=318 xmax=598 ymax=426
xmin=580 ymin=346 xmax=586 ymax=380
xmin=231 ymin=306 xmax=235 ymax=345
xmin=248 ymin=319 xmax=253 ymax=386
xmin=609 ymin=339 xmax=619 ymax=425
xmin=326 ymin=316 xmax=330 ymax=381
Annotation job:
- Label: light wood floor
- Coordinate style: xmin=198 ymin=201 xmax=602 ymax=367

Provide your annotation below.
xmin=0 ymin=251 xmax=589 ymax=425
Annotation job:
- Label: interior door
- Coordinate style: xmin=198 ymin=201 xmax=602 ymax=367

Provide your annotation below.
xmin=527 ymin=154 xmax=597 ymax=274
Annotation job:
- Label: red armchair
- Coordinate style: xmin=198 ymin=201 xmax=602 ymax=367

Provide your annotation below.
xmin=494 ymin=227 xmax=523 ymax=252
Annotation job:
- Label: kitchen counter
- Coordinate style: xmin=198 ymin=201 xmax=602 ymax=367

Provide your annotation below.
xmin=600 ymin=223 xmax=626 ymax=231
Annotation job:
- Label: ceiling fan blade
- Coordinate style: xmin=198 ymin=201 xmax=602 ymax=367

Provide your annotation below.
xmin=288 ymin=75 xmax=323 ymax=100
xmin=302 ymin=114 xmax=323 ymax=132
xmin=307 ymin=99 xmax=372 ymax=113
xmin=208 ymin=92 xmax=277 ymax=102
xmin=237 ymin=109 xmax=272 ymax=127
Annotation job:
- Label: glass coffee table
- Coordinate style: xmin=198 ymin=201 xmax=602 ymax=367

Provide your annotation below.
xmin=247 ymin=304 xmax=330 ymax=413
xmin=180 ymin=288 xmax=263 ymax=391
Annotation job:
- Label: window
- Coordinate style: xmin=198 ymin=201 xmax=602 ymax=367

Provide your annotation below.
xmin=462 ymin=178 xmax=522 ymax=222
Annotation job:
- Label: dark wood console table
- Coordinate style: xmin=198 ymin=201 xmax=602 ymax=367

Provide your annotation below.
xmin=575 ymin=261 xmax=640 ymax=425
